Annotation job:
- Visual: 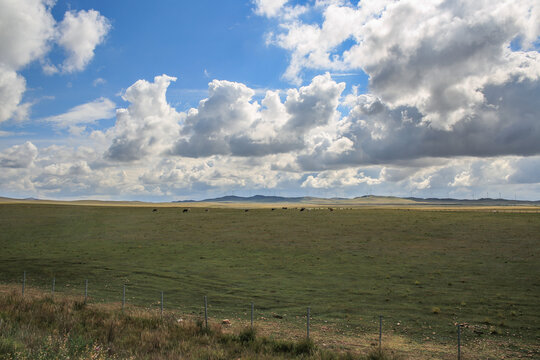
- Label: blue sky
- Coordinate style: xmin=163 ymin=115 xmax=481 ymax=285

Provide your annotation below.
xmin=1 ymin=0 xmax=539 ymax=201
xmin=12 ymin=1 xmax=290 ymax=136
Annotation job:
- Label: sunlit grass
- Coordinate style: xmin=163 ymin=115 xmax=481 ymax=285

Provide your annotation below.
xmin=0 ymin=204 xmax=538 ymax=358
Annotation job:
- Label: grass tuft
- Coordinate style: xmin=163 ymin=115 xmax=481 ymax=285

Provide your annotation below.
xmin=365 ymin=348 xmax=401 ymax=360
xmin=238 ymin=326 xmax=256 ymax=343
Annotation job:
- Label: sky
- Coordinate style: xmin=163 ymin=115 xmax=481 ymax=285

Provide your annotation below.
xmin=0 ymin=0 xmax=539 ymax=201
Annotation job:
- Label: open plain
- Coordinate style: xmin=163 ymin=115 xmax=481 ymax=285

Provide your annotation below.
xmin=0 ymin=201 xmax=539 ymax=359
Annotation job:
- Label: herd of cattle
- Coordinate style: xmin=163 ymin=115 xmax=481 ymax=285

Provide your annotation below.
xmin=152 ymin=207 xmax=352 ymax=212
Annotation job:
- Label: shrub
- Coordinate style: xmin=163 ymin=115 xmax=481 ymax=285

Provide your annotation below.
xmin=238 ymin=327 xmax=256 ymax=343
xmin=294 ymin=338 xmax=315 ymax=356
xmin=365 ymin=348 xmax=401 ymax=360
xmin=0 ymin=338 xmax=22 ymax=356
xmin=272 ymin=339 xmax=294 ymax=353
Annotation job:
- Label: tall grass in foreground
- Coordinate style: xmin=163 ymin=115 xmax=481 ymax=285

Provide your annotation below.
xmin=0 ymin=287 xmax=399 ymax=360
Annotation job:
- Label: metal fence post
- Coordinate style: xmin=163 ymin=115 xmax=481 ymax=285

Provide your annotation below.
xmin=204 ymin=296 xmax=208 ymax=329
xmin=84 ymin=279 xmax=88 ymax=303
xmin=251 ymin=302 xmax=254 ymax=328
xmin=52 ymin=277 xmax=55 ymax=296
xmin=379 ymin=315 xmax=383 ymax=351
xmin=457 ymin=324 xmax=461 ymax=360
xmin=22 ymin=271 xmax=26 ymax=297
xmin=307 ymin=307 xmax=310 ymax=339
xmin=161 ymin=291 xmax=164 ymax=318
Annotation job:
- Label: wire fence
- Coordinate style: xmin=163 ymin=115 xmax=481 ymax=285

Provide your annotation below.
xmin=0 ymin=270 xmax=481 ymax=359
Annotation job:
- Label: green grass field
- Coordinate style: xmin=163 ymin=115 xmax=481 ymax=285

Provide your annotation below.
xmin=0 ymin=204 xmax=539 ymax=357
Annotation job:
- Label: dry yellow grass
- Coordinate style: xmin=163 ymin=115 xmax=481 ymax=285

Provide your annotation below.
xmin=1 ymin=284 xmax=536 ymax=359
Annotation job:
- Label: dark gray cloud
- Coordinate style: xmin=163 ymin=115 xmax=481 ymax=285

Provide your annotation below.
xmin=105 ymin=136 xmax=148 ymax=162
xmin=297 ymin=76 xmax=540 ymax=171
xmin=170 ymin=74 xmax=345 ymax=158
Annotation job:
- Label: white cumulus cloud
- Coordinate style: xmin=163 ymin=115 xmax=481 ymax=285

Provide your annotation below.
xmin=105 ymin=75 xmax=182 ymax=162
xmin=0 ymin=66 xmax=28 ymax=122
xmin=56 ymin=9 xmax=111 ymax=73
xmin=0 ymin=0 xmax=110 ymax=122
xmin=0 ymin=0 xmax=56 ymax=122
xmin=0 ymin=0 xmax=56 ymax=70
xmin=253 ymin=0 xmax=289 ymax=17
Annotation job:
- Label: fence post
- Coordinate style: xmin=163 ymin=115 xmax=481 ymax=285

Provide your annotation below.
xmin=160 ymin=291 xmax=164 ymax=318
xmin=307 ymin=307 xmax=310 ymax=339
xmin=122 ymin=285 xmax=126 ymax=312
xmin=457 ymin=323 xmax=461 ymax=360
xmin=379 ymin=315 xmax=382 ymax=351
xmin=84 ymin=279 xmax=88 ymax=304
xmin=22 ymin=271 xmax=26 ymax=297
xmin=251 ymin=302 xmax=254 ymax=329
xmin=204 ymin=296 xmax=208 ymax=329
xmin=52 ymin=277 xmax=55 ymax=296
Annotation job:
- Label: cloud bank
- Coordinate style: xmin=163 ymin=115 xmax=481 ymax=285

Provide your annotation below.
xmin=1 ymin=0 xmax=539 ymax=200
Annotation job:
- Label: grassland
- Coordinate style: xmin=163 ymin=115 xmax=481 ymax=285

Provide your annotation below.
xmin=0 ymin=203 xmax=539 ymax=359
xmin=2 ymin=285 xmax=394 ymax=360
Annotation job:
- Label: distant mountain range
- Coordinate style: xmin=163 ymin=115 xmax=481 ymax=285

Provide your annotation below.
xmin=173 ymin=194 xmax=540 ymax=206
xmin=174 ymin=195 xmax=306 ymax=203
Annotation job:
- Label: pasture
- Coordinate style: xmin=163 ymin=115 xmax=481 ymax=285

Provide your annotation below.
xmin=0 ymin=203 xmax=538 ymax=358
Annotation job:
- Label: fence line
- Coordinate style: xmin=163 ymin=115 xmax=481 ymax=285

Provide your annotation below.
xmin=11 ymin=270 xmax=470 ymax=359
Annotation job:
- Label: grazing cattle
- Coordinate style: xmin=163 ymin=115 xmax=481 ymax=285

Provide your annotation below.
xmin=205 ymin=209 xmax=209 ymax=212
xmin=271 ymin=208 xmax=275 ymax=211
xmin=152 ymin=208 xmax=158 ymax=212
xmin=183 ymin=209 xmax=189 ymax=213
xmin=282 ymin=207 xmax=287 ymax=210
xmin=300 ymin=208 xmax=305 ymax=211
xmin=329 ymin=208 xmax=333 ymax=211
xmin=244 ymin=209 xmax=249 ymax=212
